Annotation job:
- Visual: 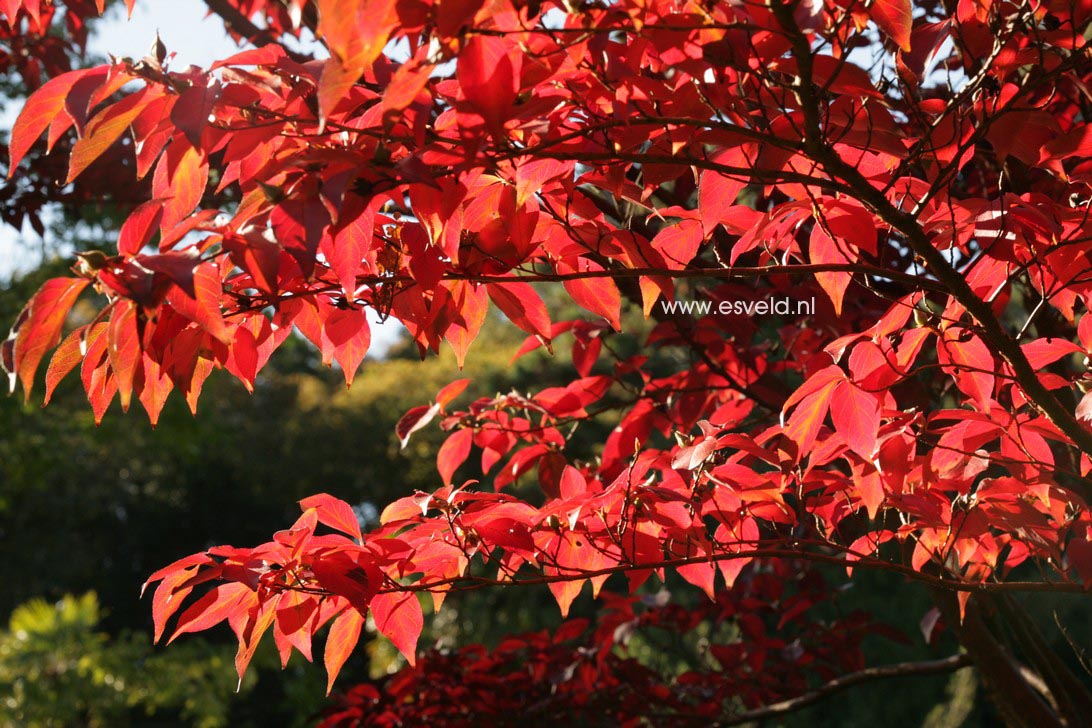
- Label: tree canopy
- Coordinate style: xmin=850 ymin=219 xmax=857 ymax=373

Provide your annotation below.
xmin=4 ymin=0 xmax=1092 ymax=724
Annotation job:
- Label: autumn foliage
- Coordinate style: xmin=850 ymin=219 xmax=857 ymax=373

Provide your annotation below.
xmin=5 ymin=0 xmax=1092 ymax=722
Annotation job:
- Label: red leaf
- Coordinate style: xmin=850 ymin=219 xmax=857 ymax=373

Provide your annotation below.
xmin=300 ymin=493 xmax=363 ymax=542
xmin=830 ymin=380 xmax=881 ymax=459
xmin=311 ymin=552 xmax=382 ymax=613
xmin=473 ymin=516 xmax=535 ymax=553
xmin=138 ymin=352 xmax=174 ymax=426
xmin=68 ymin=88 xmax=154 ymax=183
xmin=315 ymin=0 xmax=397 ymax=122
xmin=871 ymin=0 xmax=912 ymax=51
xmin=544 ymin=531 xmax=592 ymax=617
xmin=1022 ymin=337 xmax=1081 ymax=370
xmin=677 ymin=559 xmax=716 ymax=601
xmin=856 ymin=464 xmax=885 ymax=519
xmin=169 ymin=80 xmax=221 ymax=148
xmin=81 ymin=321 xmax=117 ymax=424
xmin=898 ymin=21 xmax=950 ymax=80
xmin=436 ymin=0 xmax=485 ymax=37
xmin=169 ymin=582 xmax=253 ymax=643
xmin=438 ymin=428 xmax=473 ymax=486
xmin=324 ymin=607 xmax=364 ymax=695
xmin=210 ymin=44 xmax=287 ymax=70
xmin=562 ymin=263 xmax=622 ymax=331
xmin=137 ymin=250 xmax=201 ymax=299
xmin=9 ymin=277 xmax=89 ymax=401
xmin=43 ymin=324 xmax=88 ymax=405
xmin=9 ymin=66 xmax=109 ymax=172
xmin=153 ymin=141 xmax=208 ymax=230
xmin=324 ymin=307 xmax=370 ymax=387
xmin=785 ymin=374 xmax=840 ymax=455
xmin=324 ymin=206 xmax=374 ymax=298
xmin=107 ymin=300 xmax=142 ymax=412
xmin=397 ymin=403 xmax=441 ymax=448
xmin=370 ymin=591 xmax=423 ymax=665
xmin=381 ymin=61 xmax=432 ymax=118
xmin=443 ymin=280 xmax=488 ymax=367
xmin=117 ymin=200 xmax=165 ymax=256
xmin=273 ymin=590 xmax=319 ymax=666
xmin=151 ymin=566 xmax=200 ymax=643
xmin=167 ymin=262 xmax=231 ymax=344
xmin=698 ymin=150 xmax=747 ymax=234
xmin=436 ymin=378 xmax=471 ymax=410
xmin=559 ymin=466 xmax=587 ymax=499
xmin=488 ymin=281 xmax=552 ymax=340
xmin=810 ymin=224 xmax=855 ymax=316
xmin=223 ymin=231 xmax=280 ymax=295
xmin=272 ymin=199 xmax=329 ymax=279
xmin=457 ymin=35 xmax=519 ymax=135
xmin=651 ymin=219 xmax=704 ymax=270
xmin=939 ymin=328 xmax=996 ymax=411
xmin=234 ymin=601 xmax=276 ymax=687
xmin=1069 ymin=536 xmax=1092 ymax=587
xmin=226 ymin=325 xmax=259 ymax=391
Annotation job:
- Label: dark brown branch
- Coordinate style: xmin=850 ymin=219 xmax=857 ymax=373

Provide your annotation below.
xmin=202 ymin=0 xmax=309 ymax=63
xmin=203 ymin=0 xmax=273 ymax=43
xmin=715 ymin=654 xmax=972 ymax=727
xmin=932 ymin=591 xmax=1065 ymax=728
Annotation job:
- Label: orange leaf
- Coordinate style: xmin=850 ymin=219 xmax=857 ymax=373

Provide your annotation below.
xmin=443 ymin=280 xmax=488 ymax=368
xmin=10 ymin=277 xmax=90 ymax=401
xmin=324 ymin=607 xmax=364 ymax=695
xmin=562 ymin=263 xmax=622 ymax=331
xmin=437 ymin=428 xmax=473 ymax=486
xmin=107 ymin=300 xmax=142 ymax=412
xmin=300 ymin=493 xmax=364 ymax=542
xmin=153 ymin=141 xmax=208 ymax=230
xmin=785 ymin=375 xmax=840 ymax=455
xmin=43 ymin=324 xmax=88 ymax=405
xmin=830 ymin=380 xmax=881 ymax=459
xmin=436 ymin=378 xmax=471 ymax=410
xmin=169 ymin=582 xmax=253 ymax=643
xmin=370 ymin=591 xmax=423 ymax=665
xmin=81 ymin=321 xmax=117 ymax=423
xmin=68 ymin=88 xmax=154 ymax=183
xmin=324 ymin=308 xmax=370 ymax=386
xmin=138 ymin=352 xmax=174 ymax=426
xmin=810 ymin=224 xmax=856 ymax=316
xmin=488 ymin=281 xmax=552 ymax=341
xmin=9 ymin=66 xmax=109 ymax=173
xmin=315 ymin=0 xmax=398 ymax=123
xmin=871 ymin=0 xmax=912 ymax=51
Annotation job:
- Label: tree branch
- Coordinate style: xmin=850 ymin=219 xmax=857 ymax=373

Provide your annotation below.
xmin=202 ymin=0 xmax=310 ymax=63
xmin=716 ymin=654 xmax=973 ymax=727
xmin=769 ymin=0 xmax=1092 ymax=486
xmin=372 ymin=545 xmax=1088 ymax=597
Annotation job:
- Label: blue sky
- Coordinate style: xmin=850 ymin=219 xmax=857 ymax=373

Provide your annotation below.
xmin=91 ymin=1 xmax=240 ymax=67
